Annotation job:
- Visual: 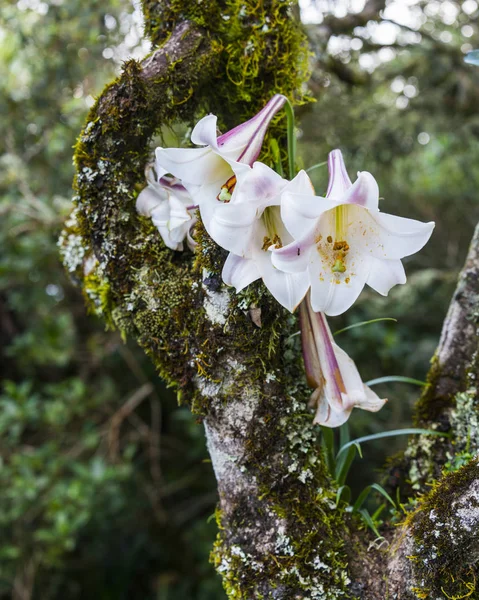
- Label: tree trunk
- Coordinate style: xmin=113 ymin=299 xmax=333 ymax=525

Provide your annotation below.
xmin=60 ymin=2 xmax=479 ymax=598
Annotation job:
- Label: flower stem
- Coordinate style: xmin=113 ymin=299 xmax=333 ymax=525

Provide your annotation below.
xmin=284 ymin=98 xmax=296 ymax=180
xmin=269 ymin=138 xmax=284 ymax=177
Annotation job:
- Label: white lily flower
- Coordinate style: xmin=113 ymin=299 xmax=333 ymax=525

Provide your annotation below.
xmin=210 ymin=162 xmax=312 ymax=312
xmin=272 ymin=149 xmax=435 ymax=316
xmin=300 ymin=295 xmax=386 ymax=427
xmin=155 ymin=94 xmax=287 ymax=234
xmin=136 ymin=167 xmax=197 ymax=251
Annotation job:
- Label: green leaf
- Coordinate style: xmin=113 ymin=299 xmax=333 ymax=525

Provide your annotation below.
xmin=283 ymin=99 xmax=297 ymax=180
xmin=339 ymin=422 xmax=350 ymax=447
xmin=337 ymin=428 xmax=449 ymax=461
xmin=334 ymin=317 xmax=397 ymax=336
xmin=335 ymin=485 xmax=351 ymax=507
xmin=465 ymin=50 xmax=479 ymax=66
xmin=358 ymin=508 xmax=381 ymax=538
xmin=365 ymin=375 xmax=426 ymax=387
xmin=270 ymin=138 xmax=284 ymax=177
xmin=306 ymin=161 xmax=327 ymax=173
xmin=353 ymin=485 xmax=373 ymax=512
xmin=335 ymin=444 xmax=357 ymax=487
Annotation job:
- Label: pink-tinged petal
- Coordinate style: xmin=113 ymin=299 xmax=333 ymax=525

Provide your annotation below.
xmin=341 ymin=171 xmax=379 ymax=211
xmin=234 ymin=162 xmax=285 ymax=212
xmin=158 ymin=175 xmax=191 ymax=201
xmin=136 ymin=186 xmax=163 ymax=217
xmin=308 ymin=252 xmax=371 ymax=316
xmin=313 ymin=311 xmax=345 ymax=413
xmin=222 ymin=253 xmax=261 ymax=292
xmin=271 ymin=231 xmax=315 ymax=274
xmin=326 ymin=149 xmax=352 ymax=198
xmin=299 ymin=301 xmax=323 ymax=389
xmin=359 ymin=384 xmax=387 ymax=412
xmin=312 ymin=388 xmax=352 ymax=427
xmin=191 ymin=114 xmax=220 ymax=149
xmin=167 ymin=195 xmax=192 ymax=230
xmin=216 ymin=94 xmax=287 ymax=165
xmin=285 ymin=169 xmax=316 ymax=196
xmin=281 ymin=192 xmax=337 ymax=240
xmin=253 ymin=246 xmax=310 ymax=312
xmin=155 ymin=146 xmax=231 ymax=187
xmin=331 ymin=342 xmax=370 ymax=411
xmin=366 ymin=257 xmax=406 ymax=296
xmin=208 ymin=201 xmax=258 ymax=257
xmin=366 ymin=211 xmax=435 ymax=261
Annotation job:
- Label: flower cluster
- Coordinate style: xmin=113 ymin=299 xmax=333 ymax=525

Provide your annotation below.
xmin=137 ymin=95 xmax=434 ymax=426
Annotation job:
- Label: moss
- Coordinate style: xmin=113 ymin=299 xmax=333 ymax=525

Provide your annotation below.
xmin=207 ymin=330 xmax=353 ymax=599
xmin=56 ymin=3 xmax=352 ymax=597
xmin=61 ymin=1 xmax=311 ymax=411
xmin=404 ymin=458 xmax=479 ymax=599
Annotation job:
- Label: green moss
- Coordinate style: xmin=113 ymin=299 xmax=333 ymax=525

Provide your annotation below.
xmin=405 ymin=458 xmax=479 ymax=599
xmin=207 ymin=330 xmax=353 ymax=599
xmin=61 ymin=1 xmax=311 ymax=409
xmin=56 ymin=3 xmax=351 ymax=597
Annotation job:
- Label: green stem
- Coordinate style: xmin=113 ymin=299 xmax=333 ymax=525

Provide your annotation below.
xmin=284 ymin=98 xmax=296 ymax=180
xmin=269 ymin=138 xmax=284 ymax=177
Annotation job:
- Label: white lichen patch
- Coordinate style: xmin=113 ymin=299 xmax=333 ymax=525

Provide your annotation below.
xmin=202 ymin=279 xmax=230 ymax=326
xmin=58 ymin=209 xmax=86 ymax=273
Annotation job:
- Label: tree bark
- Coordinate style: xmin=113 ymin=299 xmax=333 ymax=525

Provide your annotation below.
xmin=60 ymin=2 xmax=479 ymax=598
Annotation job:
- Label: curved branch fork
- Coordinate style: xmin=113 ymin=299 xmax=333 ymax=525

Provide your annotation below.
xmin=61 ymin=3 xmax=479 ymax=596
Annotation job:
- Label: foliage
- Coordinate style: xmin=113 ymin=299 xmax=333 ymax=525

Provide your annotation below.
xmin=1 ymin=0 xmax=479 ymax=597
xmin=0 ymin=2 xmax=222 ymax=598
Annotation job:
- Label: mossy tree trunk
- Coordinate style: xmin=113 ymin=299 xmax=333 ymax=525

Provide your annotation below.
xmin=60 ymin=2 xmax=479 ymax=598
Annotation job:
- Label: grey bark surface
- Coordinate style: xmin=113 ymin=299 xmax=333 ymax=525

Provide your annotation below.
xmin=61 ymin=4 xmax=479 ymax=597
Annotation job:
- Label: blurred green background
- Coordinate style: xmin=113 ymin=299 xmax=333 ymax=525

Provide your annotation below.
xmin=1 ymin=0 xmax=478 ymax=597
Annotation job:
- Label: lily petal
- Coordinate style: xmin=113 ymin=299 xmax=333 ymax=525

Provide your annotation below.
xmin=216 ymin=94 xmax=287 ymax=165
xmin=155 ymin=146 xmax=232 ymax=188
xmin=253 ymin=245 xmax=310 ymax=312
xmin=312 ymin=388 xmax=353 ymax=427
xmin=208 ymin=201 xmax=258 ymax=258
xmin=342 ymin=171 xmax=379 ymax=211
xmin=222 ymin=253 xmax=261 ymax=291
xmin=271 ymin=232 xmax=315 ymax=274
xmin=366 ymin=257 xmax=406 ymax=296
xmin=234 ymin=162 xmax=285 ymax=212
xmin=367 ymin=211 xmax=435 ymax=261
xmin=136 ymin=185 xmax=165 ymax=217
xmin=281 ymin=192 xmax=337 ymax=240
xmin=191 ymin=114 xmax=220 ymax=149
xmin=325 ymin=149 xmax=352 ymax=198
xmin=308 ymin=251 xmax=371 ymax=317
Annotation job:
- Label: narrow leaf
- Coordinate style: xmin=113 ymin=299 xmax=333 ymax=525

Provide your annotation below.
xmin=335 ymin=444 xmax=357 ymax=487
xmin=370 ymin=483 xmax=396 ymax=508
xmin=365 ymin=375 xmax=426 ymax=387
xmin=339 ymin=422 xmax=350 ymax=448
xmin=283 ymin=99 xmax=296 ymax=180
xmin=336 ymin=428 xmax=449 ymax=461
xmin=335 ymin=485 xmax=351 ymax=507
xmin=306 ymin=161 xmax=328 ymax=173
xmin=358 ymin=508 xmax=381 ymax=538
xmin=353 ymin=485 xmax=372 ymax=512
xmin=334 ymin=318 xmax=397 ymax=336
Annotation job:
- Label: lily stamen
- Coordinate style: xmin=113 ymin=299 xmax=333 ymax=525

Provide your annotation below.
xmin=217 ymin=175 xmax=237 ymax=202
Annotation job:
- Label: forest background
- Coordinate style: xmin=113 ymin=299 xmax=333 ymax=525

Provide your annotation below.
xmin=1 ymin=0 xmax=479 ymax=598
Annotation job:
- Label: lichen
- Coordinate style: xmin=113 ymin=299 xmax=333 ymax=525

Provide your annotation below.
xmin=404 ymin=458 xmax=479 ymax=599
xmin=55 ymin=3 xmax=358 ymax=597
xmin=207 ymin=327 xmax=353 ymax=599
